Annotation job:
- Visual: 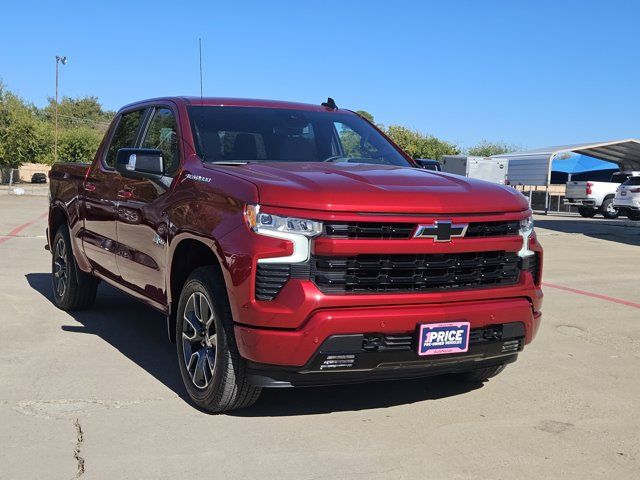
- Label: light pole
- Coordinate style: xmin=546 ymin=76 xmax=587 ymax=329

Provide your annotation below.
xmin=54 ymin=55 xmax=67 ymax=162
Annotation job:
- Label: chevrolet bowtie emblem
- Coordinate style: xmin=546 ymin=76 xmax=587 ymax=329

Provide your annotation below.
xmin=414 ymin=221 xmax=468 ymax=242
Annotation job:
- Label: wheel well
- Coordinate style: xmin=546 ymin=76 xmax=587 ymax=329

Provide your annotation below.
xmin=603 ymin=194 xmax=615 ymax=200
xmin=50 ymin=207 xmax=67 ymax=242
xmin=168 ymin=239 xmax=222 ymax=342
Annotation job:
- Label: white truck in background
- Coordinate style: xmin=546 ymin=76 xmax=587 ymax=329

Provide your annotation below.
xmin=565 ymin=171 xmax=640 ymax=219
xmin=440 ymin=156 xmax=509 ymax=185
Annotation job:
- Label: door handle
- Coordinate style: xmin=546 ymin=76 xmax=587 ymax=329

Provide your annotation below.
xmin=117 ymin=189 xmax=133 ymax=199
xmin=85 ymin=182 xmax=96 ymax=193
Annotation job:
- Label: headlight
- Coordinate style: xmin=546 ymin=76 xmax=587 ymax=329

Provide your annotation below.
xmin=245 ymin=204 xmax=322 ymax=237
xmin=245 ymin=204 xmax=322 ymax=264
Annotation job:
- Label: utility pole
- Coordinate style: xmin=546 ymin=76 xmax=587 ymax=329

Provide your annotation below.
xmin=54 ymin=55 xmax=67 ymax=162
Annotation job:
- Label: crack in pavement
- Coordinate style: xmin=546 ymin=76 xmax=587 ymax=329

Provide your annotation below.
xmin=73 ymin=418 xmax=85 ymax=478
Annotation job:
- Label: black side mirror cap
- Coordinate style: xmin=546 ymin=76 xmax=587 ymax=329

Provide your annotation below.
xmin=414 ymin=158 xmax=442 ymax=171
xmin=115 ymin=148 xmax=164 ymax=178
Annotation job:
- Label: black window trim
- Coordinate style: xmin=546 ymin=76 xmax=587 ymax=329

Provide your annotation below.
xmin=138 ymin=104 xmax=181 ymax=176
xmin=100 ymin=107 xmax=150 ymax=170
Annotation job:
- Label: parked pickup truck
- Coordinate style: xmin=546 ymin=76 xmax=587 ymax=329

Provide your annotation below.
xmin=565 ymin=171 xmax=640 ymax=219
xmin=48 ymin=97 xmax=543 ymax=412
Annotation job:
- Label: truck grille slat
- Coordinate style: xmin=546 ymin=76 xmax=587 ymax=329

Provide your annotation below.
xmin=323 ymin=221 xmax=520 ymax=239
xmin=311 ymin=251 xmax=521 ymax=294
xmin=255 ymin=264 xmax=291 ymax=301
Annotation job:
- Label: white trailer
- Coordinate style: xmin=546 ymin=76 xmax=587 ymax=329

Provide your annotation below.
xmin=441 ymin=155 xmax=509 ymax=185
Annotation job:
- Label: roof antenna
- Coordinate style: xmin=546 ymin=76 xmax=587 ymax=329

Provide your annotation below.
xmin=199 ymin=38 xmax=204 ymax=103
xmin=321 ymin=97 xmax=338 ymax=110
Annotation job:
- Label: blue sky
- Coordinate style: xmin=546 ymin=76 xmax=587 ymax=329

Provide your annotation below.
xmin=1 ymin=0 xmax=638 ymax=149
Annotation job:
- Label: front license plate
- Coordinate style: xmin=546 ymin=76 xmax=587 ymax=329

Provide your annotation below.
xmin=621 ymin=191 xmax=627 ymax=196
xmin=418 ymin=322 xmax=470 ymax=356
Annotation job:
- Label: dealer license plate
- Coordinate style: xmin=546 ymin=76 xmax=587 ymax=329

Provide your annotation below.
xmin=418 ymin=322 xmax=470 ymax=356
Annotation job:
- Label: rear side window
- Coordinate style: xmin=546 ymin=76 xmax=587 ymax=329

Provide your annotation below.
xmin=623 ymin=176 xmax=640 ymax=186
xmin=104 ymin=110 xmax=144 ymax=167
xmin=141 ymin=108 xmax=180 ymax=175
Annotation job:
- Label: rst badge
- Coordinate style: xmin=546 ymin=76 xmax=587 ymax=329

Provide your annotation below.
xmin=418 ymin=321 xmax=470 ymax=356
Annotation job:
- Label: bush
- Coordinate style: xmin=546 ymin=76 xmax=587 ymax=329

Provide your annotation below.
xmin=57 ymin=127 xmax=102 ymax=163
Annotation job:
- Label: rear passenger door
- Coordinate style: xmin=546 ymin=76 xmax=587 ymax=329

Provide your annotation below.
xmin=115 ymin=106 xmax=180 ymax=305
xmin=82 ymin=109 xmax=145 ymax=279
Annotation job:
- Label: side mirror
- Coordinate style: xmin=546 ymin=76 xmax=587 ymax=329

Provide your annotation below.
xmin=414 ymin=158 xmax=442 ymax=172
xmin=115 ymin=148 xmax=164 ymax=178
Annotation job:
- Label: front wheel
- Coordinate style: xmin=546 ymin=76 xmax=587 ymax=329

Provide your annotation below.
xmin=600 ymin=197 xmax=619 ymax=219
xmin=51 ymin=226 xmax=98 ymax=310
xmin=176 ymin=267 xmax=261 ymax=413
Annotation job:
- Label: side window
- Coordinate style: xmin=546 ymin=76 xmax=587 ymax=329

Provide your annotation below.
xmin=141 ymin=108 xmax=180 ymax=175
xmin=334 ymin=122 xmax=377 ymax=159
xmin=104 ymin=110 xmax=144 ymax=168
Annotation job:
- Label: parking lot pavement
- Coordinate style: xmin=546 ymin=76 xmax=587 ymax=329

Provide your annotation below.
xmin=1 ymin=196 xmax=639 ymax=479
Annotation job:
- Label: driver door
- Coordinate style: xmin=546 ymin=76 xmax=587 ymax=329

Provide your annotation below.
xmin=115 ymin=106 xmax=180 ymax=305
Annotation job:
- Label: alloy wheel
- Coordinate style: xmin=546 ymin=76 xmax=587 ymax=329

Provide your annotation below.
xmin=53 ymin=238 xmax=68 ymax=299
xmin=182 ymin=292 xmax=217 ymax=389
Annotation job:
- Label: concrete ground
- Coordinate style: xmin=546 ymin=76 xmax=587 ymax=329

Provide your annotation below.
xmin=1 ymin=194 xmax=639 ymax=480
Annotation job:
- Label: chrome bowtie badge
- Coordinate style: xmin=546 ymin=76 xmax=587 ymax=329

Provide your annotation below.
xmin=414 ymin=221 xmax=468 ymax=242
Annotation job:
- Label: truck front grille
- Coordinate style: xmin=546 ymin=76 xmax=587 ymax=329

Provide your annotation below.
xmin=311 ymin=251 xmax=520 ymax=294
xmin=323 ymin=220 xmax=520 ymax=239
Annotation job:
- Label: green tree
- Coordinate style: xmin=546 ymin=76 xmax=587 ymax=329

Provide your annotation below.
xmin=385 ymin=125 xmax=459 ymax=160
xmin=57 ymin=127 xmax=102 ymax=163
xmin=0 ymin=84 xmax=53 ymax=167
xmin=43 ymin=95 xmax=114 ymax=132
xmin=355 ymin=110 xmax=374 ymax=123
xmin=466 ymin=140 xmax=518 ymax=157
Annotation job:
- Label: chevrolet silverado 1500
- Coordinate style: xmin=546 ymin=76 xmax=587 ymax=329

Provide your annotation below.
xmin=48 ymin=97 xmax=543 ymax=412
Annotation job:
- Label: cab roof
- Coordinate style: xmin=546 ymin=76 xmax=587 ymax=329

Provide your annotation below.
xmin=120 ymin=96 xmax=345 ymax=114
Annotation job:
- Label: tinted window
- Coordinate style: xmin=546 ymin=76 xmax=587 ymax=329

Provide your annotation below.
xmin=622 ymin=176 xmax=640 ymax=186
xmin=104 ymin=110 xmax=144 ymax=167
xmin=611 ymin=172 xmax=630 ymax=183
xmin=188 ymin=106 xmax=411 ymax=167
xmin=141 ymin=108 xmax=180 ymax=175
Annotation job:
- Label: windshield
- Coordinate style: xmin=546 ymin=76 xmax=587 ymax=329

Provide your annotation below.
xmin=188 ymin=106 xmax=412 ymax=167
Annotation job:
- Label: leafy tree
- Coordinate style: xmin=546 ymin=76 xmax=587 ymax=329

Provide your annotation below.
xmin=57 ymin=127 xmax=102 ymax=163
xmin=355 ymin=110 xmax=374 ymax=123
xmin=43 ymin=95 xmax=114 ymax=132
xmin=0 ymin=85 xmax=53 ymax=167
xmin=385 ymin=125 xmax=459 ymax=160
xmin=467 ymin=140 xmax=518 ymax=157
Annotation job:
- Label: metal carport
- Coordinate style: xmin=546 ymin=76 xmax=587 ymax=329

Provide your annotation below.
xmin=492 ymin=139 xmax=640 ymax=212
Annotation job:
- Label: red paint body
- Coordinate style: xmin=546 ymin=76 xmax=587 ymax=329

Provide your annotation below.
xmin=48 ymin=97 xmax=543 ymax=371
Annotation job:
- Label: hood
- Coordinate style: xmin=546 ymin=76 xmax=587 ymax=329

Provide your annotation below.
xmin=205 ymin=162 xmax=529 ymax=214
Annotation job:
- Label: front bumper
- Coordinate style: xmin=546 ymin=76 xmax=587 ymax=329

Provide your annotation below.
xmin=247 ymin=321 xmax=527 ymax=387
xmin=236 ymin=297 xmax=541 ymax=370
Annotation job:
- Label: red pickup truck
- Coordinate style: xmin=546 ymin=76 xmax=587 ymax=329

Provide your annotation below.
xmin=48 ymin=97 xmax=543 ymax=412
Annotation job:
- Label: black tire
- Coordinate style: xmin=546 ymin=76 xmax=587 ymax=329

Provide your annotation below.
xmin=51 ymin=225 xmax=99 ymax=310
xmin=628 ymin=211 xmax=640 ymax=221
xmin=578 ymin=206 xmax=597 ymax=218
xmin=457 ymin=364 xmax=506 ymax=382
xmin=176 ymin=267 xmax=261 ymax=413
xmin=600 ymin=197 xmax=619 ymax=219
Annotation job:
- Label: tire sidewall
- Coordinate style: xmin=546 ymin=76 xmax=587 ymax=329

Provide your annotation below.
xmin=175 ymin=274 xmax=228 ymax=405
xmin=51 ymin=228 xmax=73 ymax=308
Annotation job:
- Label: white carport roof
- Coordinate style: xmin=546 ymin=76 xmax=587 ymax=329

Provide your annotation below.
xmin=492 ymin=139 xmax=640 ymax=187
